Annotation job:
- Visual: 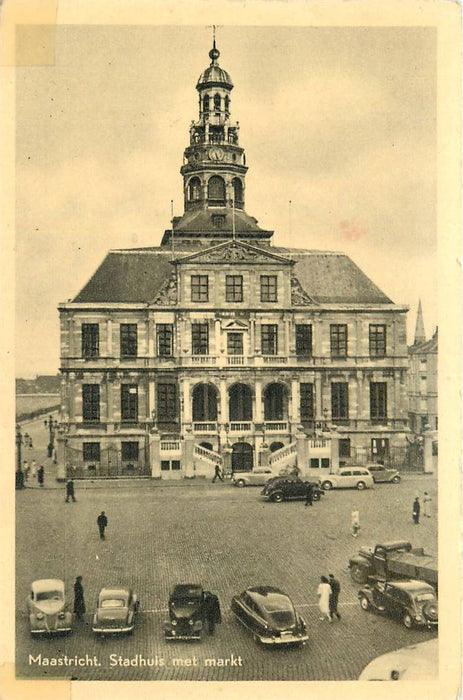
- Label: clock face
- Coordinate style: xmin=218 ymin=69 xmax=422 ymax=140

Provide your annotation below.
xmin=209 ymin=147 xmax=224 ymax=161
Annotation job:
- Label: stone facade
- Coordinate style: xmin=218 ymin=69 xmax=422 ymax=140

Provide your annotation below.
xmin=57 ymin=41 xmax=409 ymax=480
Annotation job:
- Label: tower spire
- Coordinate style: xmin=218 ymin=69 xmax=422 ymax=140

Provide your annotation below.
xmin=414 ymin=299 xmax=426 ymax=344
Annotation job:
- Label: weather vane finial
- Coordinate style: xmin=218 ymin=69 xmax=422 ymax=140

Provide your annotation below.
xmin=209 ymin=25 xmax=220 ymax=63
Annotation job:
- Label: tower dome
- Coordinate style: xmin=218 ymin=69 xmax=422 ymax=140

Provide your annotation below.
xmin=196 ymin=41 xmax=233 ymax=90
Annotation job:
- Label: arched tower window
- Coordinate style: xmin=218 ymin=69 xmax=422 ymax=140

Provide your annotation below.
xmin=203 ymin=95 xmax=210 ymax=113
xmin=232 ymin=178 xmax=243 ymax=209
xmin=188 ymin=177 xmax=202 ymax=202
xmin=192 ymin=383 xmax=218 ymax=422
xmin=229 ymin=384 xmax=252 ymax=421
xmin=207 ymin=176 xmax=226 ymax=205
xmin=264 ymin=383 xmax=288 ymax=421
xmin=224 ymin=95 xmax=230 ymax=113
xmin=213 ymin=93 xmax=221 ymax=112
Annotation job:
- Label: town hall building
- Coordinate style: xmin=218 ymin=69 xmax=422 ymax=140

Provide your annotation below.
xmin=57 ymin=41 xmax=409 ymax=479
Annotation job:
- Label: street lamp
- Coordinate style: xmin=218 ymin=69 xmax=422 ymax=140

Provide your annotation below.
xmin=15 ymin=424 xmax=33 ymax=489
xmin=44 ymin=414 xmax=59 ymax=458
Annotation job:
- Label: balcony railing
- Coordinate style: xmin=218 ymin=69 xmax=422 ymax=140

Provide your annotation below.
xmin=191 ymin=355 xmax=217 ymax=365
xmin=160 ymin=440 xmax=181 ymax=452
xmin=264 ymin=422 xmax=288 ymax=432
xmin=227 ymin=356 xmax=244 ymax=365
xmin=193 ymin=422 xmax=217 ymax=433
xmin=262 ymin=356 xmax=288 ymax=364
xmin=229 ymin=422 xmax=252 ymax=432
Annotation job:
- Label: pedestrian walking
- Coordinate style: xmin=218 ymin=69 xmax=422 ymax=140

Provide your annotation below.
xmin=31 ymin=459 xmax=37 ymax=479
xmin=351 ymin=507 xmax=360 ymax=537
xmin=15 ymin=469 xmax=25 ymax=490
xmin=412 ymin=497 xmax=420 ymax=524
xmin=37 ymin=465 xmax=44 ymax=487
xmin=73 ymin=576 xmax=86 ymax=620
xmin=23 ymin=460 xmax=30 ymax=481
xmin=317 ymin=576 xmax=332 ymax=622
xmin=304 ymin=482 xmax=314 ymax=507
xmin=204 ymin=592 xmax=222 ymax=635
xmin=423 ymin=492 xmax=431 ymax=518
xmin=97 ymin=511 xmax=108 ymax=539
xmin=328 ymin=574 xmax=341 ymax=620
xmin=65 ymin=479 xmax=76 ymax=502
xmin=212 ymin=465 xmax=223 ymax=483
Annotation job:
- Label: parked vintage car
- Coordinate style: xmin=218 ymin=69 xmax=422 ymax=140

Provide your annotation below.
xmin=358 ymin=579 xmax=438 ymax=629
xmin=358 ymin=638 xmax=438 ymax=680
xmin=27 ymin=579 xmax=73 ymax=635
xmin=230 ymin=586 xmax=308 ymax=645
xmin=366 ymin=464 xmax=401 ymax=483
xmin=321 ymin=467 xmax=374 ymax=491
xmin=233 ymin=467 xmax=276 ymax=487
xmin=164 ymin=584 xmax=221 ymax=641
xmin=261 ymin=476 xmax=323 ymax=503
xmin=92 ymin=587 xmax=139 ymax=635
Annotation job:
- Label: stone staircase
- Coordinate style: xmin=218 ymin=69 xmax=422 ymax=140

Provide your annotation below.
xmin=193 ymin=444 xmax=223 ymax=477
xmin=268 ymin=441 xmax=297 ymax=471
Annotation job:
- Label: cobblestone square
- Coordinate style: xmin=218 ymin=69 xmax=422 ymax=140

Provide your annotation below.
xmin=16 ymin=471 xmax=437 ymax=681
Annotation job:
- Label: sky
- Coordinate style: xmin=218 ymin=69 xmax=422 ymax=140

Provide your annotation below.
xmin=15 ymin=25 xmax=437 ymax=377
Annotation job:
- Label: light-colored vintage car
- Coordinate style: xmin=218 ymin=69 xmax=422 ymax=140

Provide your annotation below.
xmin=358 ymin=638 xmax=438 ymax=680
xmin=233 ymin=468 xmax=276 ymax=487
xmin=27 ymin=579 xmax=73 ymax=635
xmin=92 ymin=587 xmax=139 ymax=635
xmin=321 ymin=467 xmax=374 ymax=491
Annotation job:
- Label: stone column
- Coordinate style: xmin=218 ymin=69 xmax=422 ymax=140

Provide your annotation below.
xmin=219 ymin=378 xmax=228 ymax=424
xmin=183 ymin=378 xmax=191 ymax=423
xmin=222 ymin=444 xmax=232 ymax=476
xmin=148 ymin=319 xmax=155 ymax=357
xmin=255 ymin=380 xmax=263 ymax=422
xmin=285 ymin=318 xmax=290 ymax=356
xmin=107 ymin=318 xmax=112 ymax=356
xmin=149 ymin=429 xmax=161 ymax=478
xmin=329 ymin=431 xmax=340 ymax=473
xmin=55 ymin=432 xmax=67 ymax=482
xmin=183 ymin=430 xmax=195 ymax=478
xmin=315 ymin=373 xmax=323 ymax=422
xmin=296 ymin=430 xmax=308 ymax=477
xmin=290 ymin=377 xmax=300 ymax=424
xmin=423 ymin=428 xmax=434 ymax=474
xmin=259 ymin=442 xmax=270 ymax=467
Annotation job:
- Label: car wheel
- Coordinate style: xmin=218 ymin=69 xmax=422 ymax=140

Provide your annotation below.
xmin=271 ymin=492 xmax=284 ymax=503
xmin=359 ymin=595 xmax=370 ymax=612
xmin=312 ymin=492 xmax=320 ymax=502
xmin=321 ymin=481 xmax=333 ymax=491
xmin=423 ymin=602 xmax=438 ymax=622
xmin=350 ymin=565 xmax=369 ymax=584
xmin=356 ymin=481 xmax=366 ymax=490
xmin=235 ymin=479 xmax=246 ymax=488
xmin=402 ymin=612 xmax=414 ymax=629
xmin=392 ymin=475 xmax=401 ymax=483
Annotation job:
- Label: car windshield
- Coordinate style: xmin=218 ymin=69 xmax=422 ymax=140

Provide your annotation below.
xmin=36 ymin=590 xmax=63 ymax=601
xmin=415 ymin=592 xmax=435 ymax=603
xmin=100 ymin=598 xmax=126 ymax=608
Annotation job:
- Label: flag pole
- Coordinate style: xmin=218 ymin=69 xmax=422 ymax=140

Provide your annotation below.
xmin=171 ymin=199 xmax=175 ymax=259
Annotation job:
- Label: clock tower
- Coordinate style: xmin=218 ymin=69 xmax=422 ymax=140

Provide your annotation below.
xmin=161 ymin=40 xmax=273 ymax=246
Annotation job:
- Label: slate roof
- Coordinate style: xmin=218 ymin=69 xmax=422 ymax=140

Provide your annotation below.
xmin=72 ymin=243 xmax=394 ymax=305
xmin=409 ymin=329 xmax=438 ymax=354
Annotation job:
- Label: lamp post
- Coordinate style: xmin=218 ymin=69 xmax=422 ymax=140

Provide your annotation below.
xmin=15 ymin=424 xmax=32 ymax=489
xmin=44 ymin=414 xmax=59 ymax=459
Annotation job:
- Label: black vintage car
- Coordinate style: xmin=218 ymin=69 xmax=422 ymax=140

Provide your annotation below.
xmin=231 ymin=586 xmax=308 ymax=645
xmin=164 ymin=584 xmax=221 ymax=641
xmin=358 ymin=579 xmax=438 ymax=629
xmin=261 ymin=476 xmax=323 ymax=503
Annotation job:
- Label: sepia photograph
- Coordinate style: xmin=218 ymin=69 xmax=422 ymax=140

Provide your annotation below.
xmin=5 ymin=3 xmax=461 ymax=696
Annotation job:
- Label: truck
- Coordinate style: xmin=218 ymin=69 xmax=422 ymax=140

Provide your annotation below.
xmin=348 ymin=540 xmax=438 ymax=589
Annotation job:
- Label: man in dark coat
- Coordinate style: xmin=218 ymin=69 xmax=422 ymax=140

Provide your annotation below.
xmin=412 ymin=497 xmax=420 ymax=524
xmin=37 ymin=465 xmax=44 ymax=487
xmin=212 ymin=465 xmax=223 ymax=483
xmin=65 ymin=479 xmax=76 ymax=502
xmin=328 ymin=573 xmax=341 ymax=620
xmin=304 ymin=482 xmax=314 ymax=507
xmin=73 ymin=576 xmax=86 ymax=620
xmin=97 ymin=511 xmax=108 ymax=539
xmin=204 ymin=592 xmax=221 ymax=635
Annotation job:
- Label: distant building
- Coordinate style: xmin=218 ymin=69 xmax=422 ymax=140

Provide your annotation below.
xmin=58 ymin=40 xmax=410 ymax=479
xmin=16 ymin=375 xmax=61 ymax=394
xmin=408 ymin=301 xmax=438 ymax=434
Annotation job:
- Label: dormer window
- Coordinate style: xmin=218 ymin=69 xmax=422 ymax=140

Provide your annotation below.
xmin=212 ymin=214 xmax=225 ymax=229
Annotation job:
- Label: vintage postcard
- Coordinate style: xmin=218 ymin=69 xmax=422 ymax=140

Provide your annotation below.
xmin=2 ymin=1 xmax=461 ymax=699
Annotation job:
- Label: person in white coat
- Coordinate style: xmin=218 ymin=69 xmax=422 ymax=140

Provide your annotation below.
xmin=351 ymin=507 xmax=360 ymax=537
xmin=317 ymin=576 xmax=332 ymax=622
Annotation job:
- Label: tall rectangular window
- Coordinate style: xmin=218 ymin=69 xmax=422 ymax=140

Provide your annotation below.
xmin=295 ymin=324 xmax=313 ymax=356
xmin=82 ymin=384 xmax=100 ymax=421
xmin=370 ymin=382 xmax=387 ymax=421
xmin=371 ymin=437 xmax=389 ymax=459
xmin=121 ymin=442 xmax=139 ymax=461
xmin=330 ymin=324 xmax=347 ymax=358
xmin=157 ymin=383 xmax=178 ymax=422
xmin=157 ymin=324 xmax=173 ymax=357
xmin=83 ymin=442 xmax=100 ymax=461
xmin=300 ymin=383 xmax=314 ymax=420
xmin=260 ymin=275 xmax=277 ymax=302
xmin=81 ymin=324 xmax=99 ymax=358
xmin=120 ymin=323 xmax=137 ymax=358
xmin=121 ymin=384 xmax=138 ymax=422
xmin=261 ymin=324 xmax=278 ymax=355
xmin=227 ymin=332 xmax=243 ymax=355
xmin=369 ymin=324 xmax=386 ymax=358
xmin=226 ymin=275 xmax=243 ymax=302
xmin=331 ymin=382 xmax=349 ymax=420
xmin=339 ymin=438 xmax=351 ymax=458
xmin=191 ymin=323 xmax=209 ymax=355
xmin=191 ymin=275 xmax=209 ymax=302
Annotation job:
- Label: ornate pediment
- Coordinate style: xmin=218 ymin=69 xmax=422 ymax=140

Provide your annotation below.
xmin=176 ymin=240 xmax=292 ymax=265
xmin=221 ymin=319 xmax=249 ymax=331
xmin=291 ymin=276 xmax=316 ymax=306
xmin=151 ymin=273 xmax=178 ymax=306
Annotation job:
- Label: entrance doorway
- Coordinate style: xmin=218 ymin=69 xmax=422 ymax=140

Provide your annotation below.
xmin=231 ymin=442 xmax=253 ymax=472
